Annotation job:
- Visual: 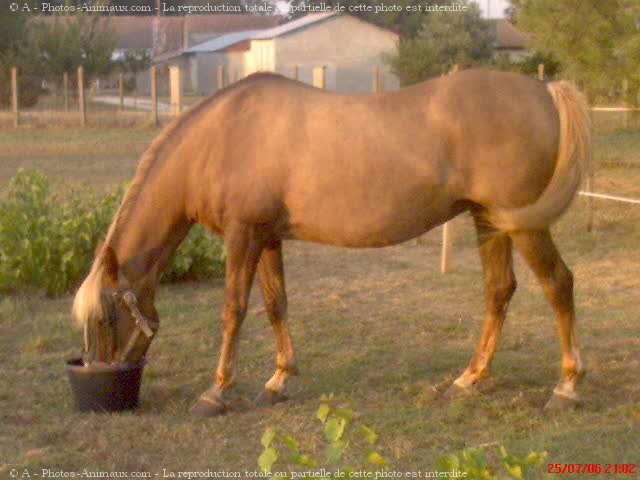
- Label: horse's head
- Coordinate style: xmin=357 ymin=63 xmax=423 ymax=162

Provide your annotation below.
xmin=72 ymin=245 xmax=159 ymax=365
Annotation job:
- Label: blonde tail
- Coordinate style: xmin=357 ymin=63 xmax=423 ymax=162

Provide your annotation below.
xmin=487 ymin=81 xmax=592 ymax=232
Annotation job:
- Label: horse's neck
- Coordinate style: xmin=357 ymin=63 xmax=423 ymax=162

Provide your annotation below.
xmin=108 ymin=165 xmax=192 ymax=292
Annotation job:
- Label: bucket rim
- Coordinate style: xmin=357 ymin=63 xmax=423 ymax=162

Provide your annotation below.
xmin=65 ymin=357 xmax=146 ymax=373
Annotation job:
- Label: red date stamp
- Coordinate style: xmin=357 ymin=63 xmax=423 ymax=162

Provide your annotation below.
xmin=548 ymin=463 xmax=636 ymax=475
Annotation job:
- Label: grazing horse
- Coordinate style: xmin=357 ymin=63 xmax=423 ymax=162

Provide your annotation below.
xmin=72 ymin=70 xmax=591 ymax=416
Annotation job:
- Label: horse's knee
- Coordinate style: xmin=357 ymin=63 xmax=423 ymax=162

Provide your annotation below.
xmin=487 ymin=275 xmax=517 ymax=309
xmin=499 ymin=277 xmax=517 ymax=304
xmin=264 ymin=294 xmax=287 ymax=319
xmin=222 ymin=303 xmax=248 ymax=334
xmin=555 ymin=262 xmax=573 ymax=294
xmin=546 ymin=261 xmax=573 ymax=303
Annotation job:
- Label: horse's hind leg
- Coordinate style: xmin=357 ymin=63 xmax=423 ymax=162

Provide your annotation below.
xmin=191 ymin=223 xmax=264 ymax=417
xmin=510 ymin=229 xmax=584 ymax=410
xmin=254 ymin=239 xmax=299 ymax=406
xmin=446 ymin=218 xmax=516 ymax=397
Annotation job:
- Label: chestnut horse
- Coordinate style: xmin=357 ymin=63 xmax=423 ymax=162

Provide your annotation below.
xmin=73 ymin=70 xmax=591 ymax=416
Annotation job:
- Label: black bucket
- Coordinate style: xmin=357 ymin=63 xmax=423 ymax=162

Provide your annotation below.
xmin=65 ymin=358 xmax=145 ymax=412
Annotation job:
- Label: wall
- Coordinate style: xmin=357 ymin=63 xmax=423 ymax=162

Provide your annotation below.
xmin=195 ymin=51 xmax=246 ymax=94
xmin=273 ymin=15 xmax=399 ymax=93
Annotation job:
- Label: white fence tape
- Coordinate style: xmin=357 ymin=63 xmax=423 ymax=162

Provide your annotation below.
xmin=578 ymin=191 xmax=640 ymax=205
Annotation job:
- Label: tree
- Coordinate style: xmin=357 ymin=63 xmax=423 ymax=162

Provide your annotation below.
xmin=0 ymin=0 xmax=45 ymax=106
xmin=115 ymin=48 xmax=151 ymax=92
xmin=510 ymin=0 xmax=640 ymax=103
xmin=492 ymin=51 xmax=561 ymax=79
xmin=278 ymin=0 xmax=437 ymax=36
xmin=387 ymin=1 xmax=493 ymax=85
xmin=31 ymin=13 xmax=116 ymax=85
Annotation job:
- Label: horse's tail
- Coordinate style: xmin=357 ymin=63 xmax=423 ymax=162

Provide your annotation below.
xmin=487 ymin=81 xmax=592 ymax=232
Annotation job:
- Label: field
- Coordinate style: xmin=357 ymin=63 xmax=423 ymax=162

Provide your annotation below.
xmin=0 ymin=124 xmax=639 ymax=478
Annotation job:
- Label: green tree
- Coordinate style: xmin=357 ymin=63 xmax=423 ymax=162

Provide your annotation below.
xmin=510 ymin=0 xmax=640 ymax=103
xmin=492 ymin=51 xmax=561 ymax=79
xmin=0 ymin=0 xmax=45 ymax=107
xmin=282 ymin=0 xmax=436 ymax=36
xmin=115 ymin=48 xmax=151 ymax=92
xmin=387 ymin=1 xmax=493 ymax=85
xmin=31 ymin=13 xmax=116 ymax=85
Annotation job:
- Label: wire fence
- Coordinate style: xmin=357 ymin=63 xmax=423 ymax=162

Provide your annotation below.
xmin=0 ymin=63 xmax=390 ymax=128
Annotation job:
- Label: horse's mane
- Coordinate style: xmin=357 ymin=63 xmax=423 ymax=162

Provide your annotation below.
xmin=72 ymin=73 xmax=282 ymax=326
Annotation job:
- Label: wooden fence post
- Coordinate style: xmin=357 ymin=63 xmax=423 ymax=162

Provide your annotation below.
xmin=440 ymin=221 xmax=453 ymax=274
xmin=586 ymin=164 xmax=595 ymax=233
xmin=538 ymin=63 xmax=545 ymax=81
xmin=372 ymin=65 xmax=383 ymax=93
xmin=150 ymin=66 xmax=158 ymax=126
xmin=118 ymin=73 xmax=124 ymax=111
xmin=77 ymin=66 xmax=86 ymax=127
xmin=63 ymin=71 xmax=69 ymax=112
xmin=436 ymin=63 xmax=462 ymax=266
xmin=217 ymin=65 xmax=225 ymax=91
xmin=291 ymin=65 xmax=298 ymax=81
xmin=11 ymin=67 xmax=19 ymax=127
xmin=622 ymin=77 xmax=630 ymax=129
xmin=169 ymin=65 xmax=182 ymax=116
xmin=313 ymin=66 xmax=326 ymax=89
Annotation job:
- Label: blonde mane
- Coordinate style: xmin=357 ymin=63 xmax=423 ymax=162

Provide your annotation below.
xmin=71 ymin=77 xmax=265 ymax=327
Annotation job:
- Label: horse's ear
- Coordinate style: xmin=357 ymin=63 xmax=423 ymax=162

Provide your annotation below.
xmin=95 ymin=240 xmax=104 ymax=257
xmin=102 ymin=246 xmax=119 ymax=284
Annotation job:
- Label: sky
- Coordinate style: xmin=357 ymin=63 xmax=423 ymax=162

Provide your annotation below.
xmin=475 ymin=0 xmax=510 ymax=18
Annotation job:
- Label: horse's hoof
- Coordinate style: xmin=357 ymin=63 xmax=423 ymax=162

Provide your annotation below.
xmin=190 ymin=397 xmax=227 ymax=417
xmin=254 ymin=388 xmax=288 ymax=407
xmin=544 ymin=394 xmax=580 ymax=412
xmin=443 ymin=382 xmax=478 ymax=400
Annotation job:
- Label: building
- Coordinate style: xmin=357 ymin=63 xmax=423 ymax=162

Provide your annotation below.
xmin=109 ymin=14 xmax=281 ymax=92
xmin=162 ymin=13 xmax=401 ymax=94
xmin=32 ymin=14 xmax=281 ymax=92
xmin=489 ymin=19 xmax=529 ymax=61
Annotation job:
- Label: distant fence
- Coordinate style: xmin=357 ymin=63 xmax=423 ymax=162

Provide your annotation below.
xmin=3 ymin=63 xmax=637 ymax=275
xmin=1 ymin=63 xmax=387 ymax=128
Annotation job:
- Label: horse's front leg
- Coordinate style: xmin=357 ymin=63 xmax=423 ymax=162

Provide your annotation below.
xmin=191 ymin=223 xmax=264 ymax=417
xmin=254 ymin=240 xmax=299 ymax=406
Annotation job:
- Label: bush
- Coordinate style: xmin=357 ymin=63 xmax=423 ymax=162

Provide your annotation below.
xmin=0 ymin=169 xmax=225 ymax=295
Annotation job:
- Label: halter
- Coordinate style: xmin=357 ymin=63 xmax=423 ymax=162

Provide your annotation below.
xmin=98 ymin=290 xmax=159 ymax=363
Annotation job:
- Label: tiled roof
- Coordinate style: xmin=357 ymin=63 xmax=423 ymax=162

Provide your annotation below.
xmin=186 ymin=14 xmax=279 ymax=34
xmin=490 ymin=19 xmax=528 ymax=49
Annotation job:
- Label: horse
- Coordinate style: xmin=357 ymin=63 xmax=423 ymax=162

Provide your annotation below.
xmin=72 ymin=69 xmax=591 ymax=416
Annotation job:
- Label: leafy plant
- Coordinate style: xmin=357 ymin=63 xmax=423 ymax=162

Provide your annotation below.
xmin=0 ymin=169 xmax=225 ymax=295
xmin=436 ymin=445 xmax=547 ymax=480
xmin=258 ymin=399 xmax=388 ymax=475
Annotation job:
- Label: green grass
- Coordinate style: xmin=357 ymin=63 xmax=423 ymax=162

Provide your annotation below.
xmin=0 ymin=126 xmax=639 ymax=477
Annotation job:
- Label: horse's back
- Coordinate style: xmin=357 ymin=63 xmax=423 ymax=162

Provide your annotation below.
xmin=184 ymin=70 xmax=562 ymax=244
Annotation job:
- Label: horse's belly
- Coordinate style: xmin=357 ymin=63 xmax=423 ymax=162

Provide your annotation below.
xmin=286 ymin=193 xmax=455 ymax=247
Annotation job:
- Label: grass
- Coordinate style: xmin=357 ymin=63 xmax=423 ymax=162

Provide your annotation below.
xmin=0 ymin=125 xmax=639 ymax=477
xmin=0 ymin=127 xmax=160 ymax=195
